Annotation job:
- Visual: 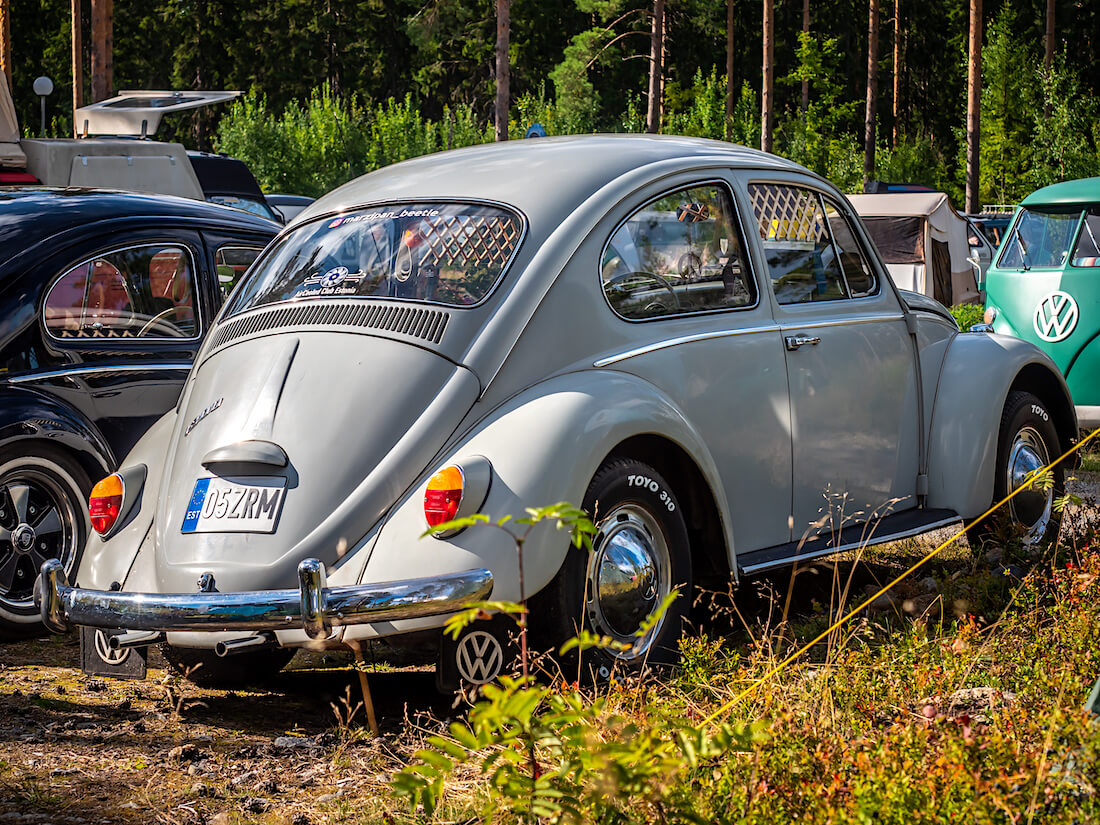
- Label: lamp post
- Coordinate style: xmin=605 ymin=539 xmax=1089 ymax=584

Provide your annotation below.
xmin=33 ymin=76 xmax=54 ymax=137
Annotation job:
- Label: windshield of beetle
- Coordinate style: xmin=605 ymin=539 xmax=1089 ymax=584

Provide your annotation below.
xmin=224 ymin=203 xmax=524 ymax=316
xmin=997 ymin=206 xmax=1100 ymax=270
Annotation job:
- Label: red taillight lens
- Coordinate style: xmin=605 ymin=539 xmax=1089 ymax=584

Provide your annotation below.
xmin=424 ymin=465 xmax=464 ymax=528
xmin=89 ymin=474 xmax=124 ymax=535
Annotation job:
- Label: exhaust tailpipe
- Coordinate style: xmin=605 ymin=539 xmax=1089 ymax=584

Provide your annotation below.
xmin=215 ymin=633 xmax=275 ymax=658
xmin=108 ymin=630 xmax=164 ymax=650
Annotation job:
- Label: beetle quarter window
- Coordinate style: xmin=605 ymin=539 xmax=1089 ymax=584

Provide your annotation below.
xmin=214 ymin=246 xmax=265 ymax=301
xmin=224 ymin=202 xmax=523 ymax=315
xmin=601 ymin=184 xmax=755 ymax=320
xmin=749 ymin=184 xmax=853 ymax=304
xmin=822 ymin=199 xmax=877 ymax=297
xmin=43 ymin=244 xmax=198 ymax=339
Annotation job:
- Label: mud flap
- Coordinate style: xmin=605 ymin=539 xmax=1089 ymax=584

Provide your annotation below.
xmin=436 ymin=614 xmax=520 ymax=693
xmin=80 ymin=627 xmax=148 ymax=680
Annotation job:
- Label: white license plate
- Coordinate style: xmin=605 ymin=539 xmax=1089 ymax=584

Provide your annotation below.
xmin=181 ymin=476 xmax=286 ymax=534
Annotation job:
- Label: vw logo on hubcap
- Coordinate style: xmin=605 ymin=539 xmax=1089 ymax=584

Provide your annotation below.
xmin=11 ymin=524 xmax=35 ymax=554
xmin=455 ymin=630 xmax=504 ymax=685
xmin=1034 ymin=291 xmax=1079 ymax=342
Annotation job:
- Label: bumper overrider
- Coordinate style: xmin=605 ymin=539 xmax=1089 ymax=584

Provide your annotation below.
xmin=34 ymin=558 xmax=493 ymax=641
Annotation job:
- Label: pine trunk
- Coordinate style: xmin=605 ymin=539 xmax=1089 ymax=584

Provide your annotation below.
xmin=0 ymin=0 xmax=11 ymax=95
xmin=863 ymin=0 xmax=879 ymax=188
xmin=892 ymin=0 xmax=900 ymax=144
xmin=72 ymin=0 xmax=83 ymax=132
xmin=495 ymin=0 xmax=510 ymax=142
xmin=726 ymin=0 xmax=735 ymax=139
xmin=761 ymin=0 xmax=774 ymax=152
xmin=90 ymin=0 xmax=113 ymax=103
xmin=801 ymin=0 xmax=810 ymax=112
xmin=965 ymin=0 xmax=981 ymax=213
xmin=647 ymin=0 xmax=665 ymax=133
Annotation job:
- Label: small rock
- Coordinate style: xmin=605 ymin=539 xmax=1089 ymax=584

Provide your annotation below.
xmin=316 ymin=793 xmax=338 ymax=804
xmin=118 ymin=802 xmax=139 ymax=810
xmin=231 ymin=770 xmax=260 ymax=787
xmin=168 ymin=743 xmax=204 ymax=762
xmin=869 ymin=593 xmax=896 ymax=611
xmin=209 ymin=814 xmax=232 ymax=825
xmin=190 ymin=782 xmax=207 ymax=797
xmin=274 ymin=735 xmax=320 ymax=751
xmin=983 ymin=547 xmax=1004 ymax=565
xmin=254 ymin=777 xmax=278 ymax=794
xmin=918 ymin=576 xmax=939 ymax=593
xmin=241 ymin=797 xmax=268 ymax=814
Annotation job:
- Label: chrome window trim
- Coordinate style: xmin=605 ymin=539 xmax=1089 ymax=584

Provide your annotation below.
xmin=779 ymin=313 xmax=905 ymax=332
xmin=739 ymin=513 xmax=960 ymax=576
xmin=222 ymin=197 xmax=529 ymax=319
xmin=593 ymin=323 xmax=780 ymax=367
xmin=598 ymin=178 xmax=762 ymax=323
xmin=42 ymin=241 xmax=203 ymax=344
xmin=3 ymin=363 xmax=192 ymax=384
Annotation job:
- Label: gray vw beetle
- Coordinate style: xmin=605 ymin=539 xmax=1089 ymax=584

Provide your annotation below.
xmin=36 ymin=136 xmax=1074 ymax=686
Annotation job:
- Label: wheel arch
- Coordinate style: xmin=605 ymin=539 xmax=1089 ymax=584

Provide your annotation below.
xmin=1007 ymin=362 xmax=1077 ymax=461
xmin=601 ymin=434 xmax=730 ymax=587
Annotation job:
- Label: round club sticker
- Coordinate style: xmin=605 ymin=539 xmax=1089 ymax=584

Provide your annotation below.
xmin=320 ymin=266 xmax=349 ymax=288
xmin=1033 ymin=291 xmax=1079 ymax=342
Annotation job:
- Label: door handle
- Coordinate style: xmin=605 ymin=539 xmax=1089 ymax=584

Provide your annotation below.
xmin=785 ymin=335 xmax=821 ymax=351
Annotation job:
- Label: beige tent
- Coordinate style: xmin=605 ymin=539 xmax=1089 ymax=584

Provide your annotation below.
xmin=849 ymin=192 xmax=980 ymax=306
xmin=0 ymin=80 xmax=26 ymax=167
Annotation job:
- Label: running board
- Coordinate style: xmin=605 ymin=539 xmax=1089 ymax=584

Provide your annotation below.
xmin=737 ymin=508 xmax=960 ymax=577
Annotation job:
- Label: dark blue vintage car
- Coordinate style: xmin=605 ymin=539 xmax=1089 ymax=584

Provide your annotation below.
xmin=0 ymin=188 xmax=277 ymax=635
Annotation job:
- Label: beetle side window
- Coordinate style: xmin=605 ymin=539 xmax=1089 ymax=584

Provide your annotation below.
xmin=822 ymin=199 xmax=878 ymax=297
xmin=748 ymin=184 xmax=850 ymax=304
xmin=601 ymin=184 xmax=755 ymax=320
xmin=43 ymin=245 xmax=199 ymax=339
xmin=214 ymin=246 xmax=265 ymax=301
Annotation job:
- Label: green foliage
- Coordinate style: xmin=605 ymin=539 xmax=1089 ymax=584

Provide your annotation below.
xmin=665 ymin=69 xmax=727 ymax=140
xmin=875 ymin=135 xmax=953 ymax=196
xmin=1029 ymin=55 xmax=1100 ymax=190
xmin=949 ymin=303 xmax=985 ymax=332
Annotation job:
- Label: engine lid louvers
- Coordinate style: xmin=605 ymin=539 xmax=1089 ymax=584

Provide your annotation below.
xmin=205 ymin=301 xmax=450 ymax=352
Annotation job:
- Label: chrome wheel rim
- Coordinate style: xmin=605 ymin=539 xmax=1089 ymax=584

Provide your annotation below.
xmin=586 ymin=503 xmax=671 ymax=660
xmin=1006 ymin=425 xmax=1053 ymax=544
xmin=0 ymin=468 xmax=79 ymax=610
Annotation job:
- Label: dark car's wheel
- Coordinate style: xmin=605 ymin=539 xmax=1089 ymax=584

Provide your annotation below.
xmin=0 ymin=446 xmax=91 ymax=640
xmin=162 ymin=645 xmax=295 ymax=688
xmin=532 ymin=458 xmax=691 ymax=680
xmin=967 ymin=391 xmax=1064 ymax=550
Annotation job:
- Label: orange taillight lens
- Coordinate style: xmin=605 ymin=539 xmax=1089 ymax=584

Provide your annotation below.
xmin=424 ymin=465 xmax=464 ymax=529
xmin=89 ymin=474 xmax=124 ymax=535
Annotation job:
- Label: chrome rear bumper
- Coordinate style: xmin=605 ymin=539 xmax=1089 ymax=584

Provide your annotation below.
xmin=35 ymin=558 xmax=492 ymax=641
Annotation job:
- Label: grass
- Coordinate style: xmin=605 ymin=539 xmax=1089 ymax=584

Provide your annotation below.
xmin=1 ymin=500 xmax=1099 ymax=822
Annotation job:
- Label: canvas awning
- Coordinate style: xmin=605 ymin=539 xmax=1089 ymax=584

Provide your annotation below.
xmin=0 ymin=80 xmax=27 ymax=167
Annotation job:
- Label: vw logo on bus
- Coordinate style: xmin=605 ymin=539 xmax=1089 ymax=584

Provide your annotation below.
xmin=1033 ymin=291 xmax=1079 ymax=342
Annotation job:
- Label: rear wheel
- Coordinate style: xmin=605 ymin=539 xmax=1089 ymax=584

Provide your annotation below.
xmin=967 ymin=391 xmax=1064 ymax=550
xmin=0 ymin=446 xmax=91 ymax=640
xmin=162 ymin=645 xmax=295 ymax=688
xmin=531 ymin=458 xmax=692 ymax=680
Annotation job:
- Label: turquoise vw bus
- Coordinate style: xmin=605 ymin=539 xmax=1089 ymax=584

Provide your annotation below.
xmin=981 ymin=177 xmax=1100 ymax=428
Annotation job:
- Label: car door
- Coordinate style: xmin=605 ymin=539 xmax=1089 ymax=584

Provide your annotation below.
xmin=743 ymin=178 xmax=922 ymax=543
xmin=36 ymin=228 xmax=208 ymax=460
xmin=598 ymin=176 xmax=793 ymax=554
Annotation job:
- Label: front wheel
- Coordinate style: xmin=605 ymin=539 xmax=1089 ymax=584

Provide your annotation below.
xmin=0 ymin=446 xmax=91 ymax=639
xmin=967 ymin=391 xmax=1064 ymax=550
xmin=531 ymin=458 xmax=692 ymax=679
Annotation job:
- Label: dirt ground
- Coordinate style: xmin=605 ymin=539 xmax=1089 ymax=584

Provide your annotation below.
xmin=2 ymin=470 xmax=1097 ymax=824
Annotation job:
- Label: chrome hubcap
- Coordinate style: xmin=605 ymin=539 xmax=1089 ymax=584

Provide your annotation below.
xmin=1007 ymin=425 xmax=1053 ymax=544
xmin=0 ymin=470 xmax=76 ymax=608
xmin=586 ymin=504 xmax=670 ymax=660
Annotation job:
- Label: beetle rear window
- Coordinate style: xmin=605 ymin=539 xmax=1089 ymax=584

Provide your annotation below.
xmin=224 ymin=203 xmax=523 ymax=316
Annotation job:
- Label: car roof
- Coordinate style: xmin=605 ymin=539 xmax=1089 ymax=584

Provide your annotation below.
xmin=1020 ymin=176 xmax=1100 ymax=208
xmin=0 ymin=187 xmax=277 ymax=266
xmin=186 ymin=151 xmax=267 ymax=199
xmin=293 ymin=135 xmax=808 ymax=227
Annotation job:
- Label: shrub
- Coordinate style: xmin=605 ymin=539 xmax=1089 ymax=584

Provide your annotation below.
xmin=950 ymin=303 xmax=985 ymax=331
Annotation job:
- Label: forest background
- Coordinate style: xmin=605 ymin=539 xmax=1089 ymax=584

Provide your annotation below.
xmin=6 ymin=0 xmax=1100 ymax=206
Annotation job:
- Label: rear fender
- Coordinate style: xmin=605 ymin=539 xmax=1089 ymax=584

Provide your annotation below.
xmin=926 ymin=333 xmax=1074 ymax=519
xmin=362 ymin=370 xmax=730 ymax=607
xmin=0 ymin=385 xmax=113 ymax=481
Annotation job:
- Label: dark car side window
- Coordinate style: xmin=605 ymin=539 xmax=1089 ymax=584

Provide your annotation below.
xmin=749 ymin=183 xmax=876 ymax=304
xmin=43 ymin=244 xmax=200 ymax=340
xmin=601 ymin=183 xmax=756 ymax=320
xmin=214 ymin=245 xmax=265 ymax=302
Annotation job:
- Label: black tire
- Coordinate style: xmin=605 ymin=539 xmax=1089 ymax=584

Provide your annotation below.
xmin=162 ymin=645 xmax=295 ymax=688
xmin=967 ymin=391 xmax=1064 ymax=550
xmin=530 ymin=458 xmax=692 ymax=680
xmin=0 ymin=444 xmax=91 ymax=639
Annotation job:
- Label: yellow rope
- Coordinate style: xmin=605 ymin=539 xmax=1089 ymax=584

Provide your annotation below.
xmin=702 ymin=426 xmax=1100 ymax=727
